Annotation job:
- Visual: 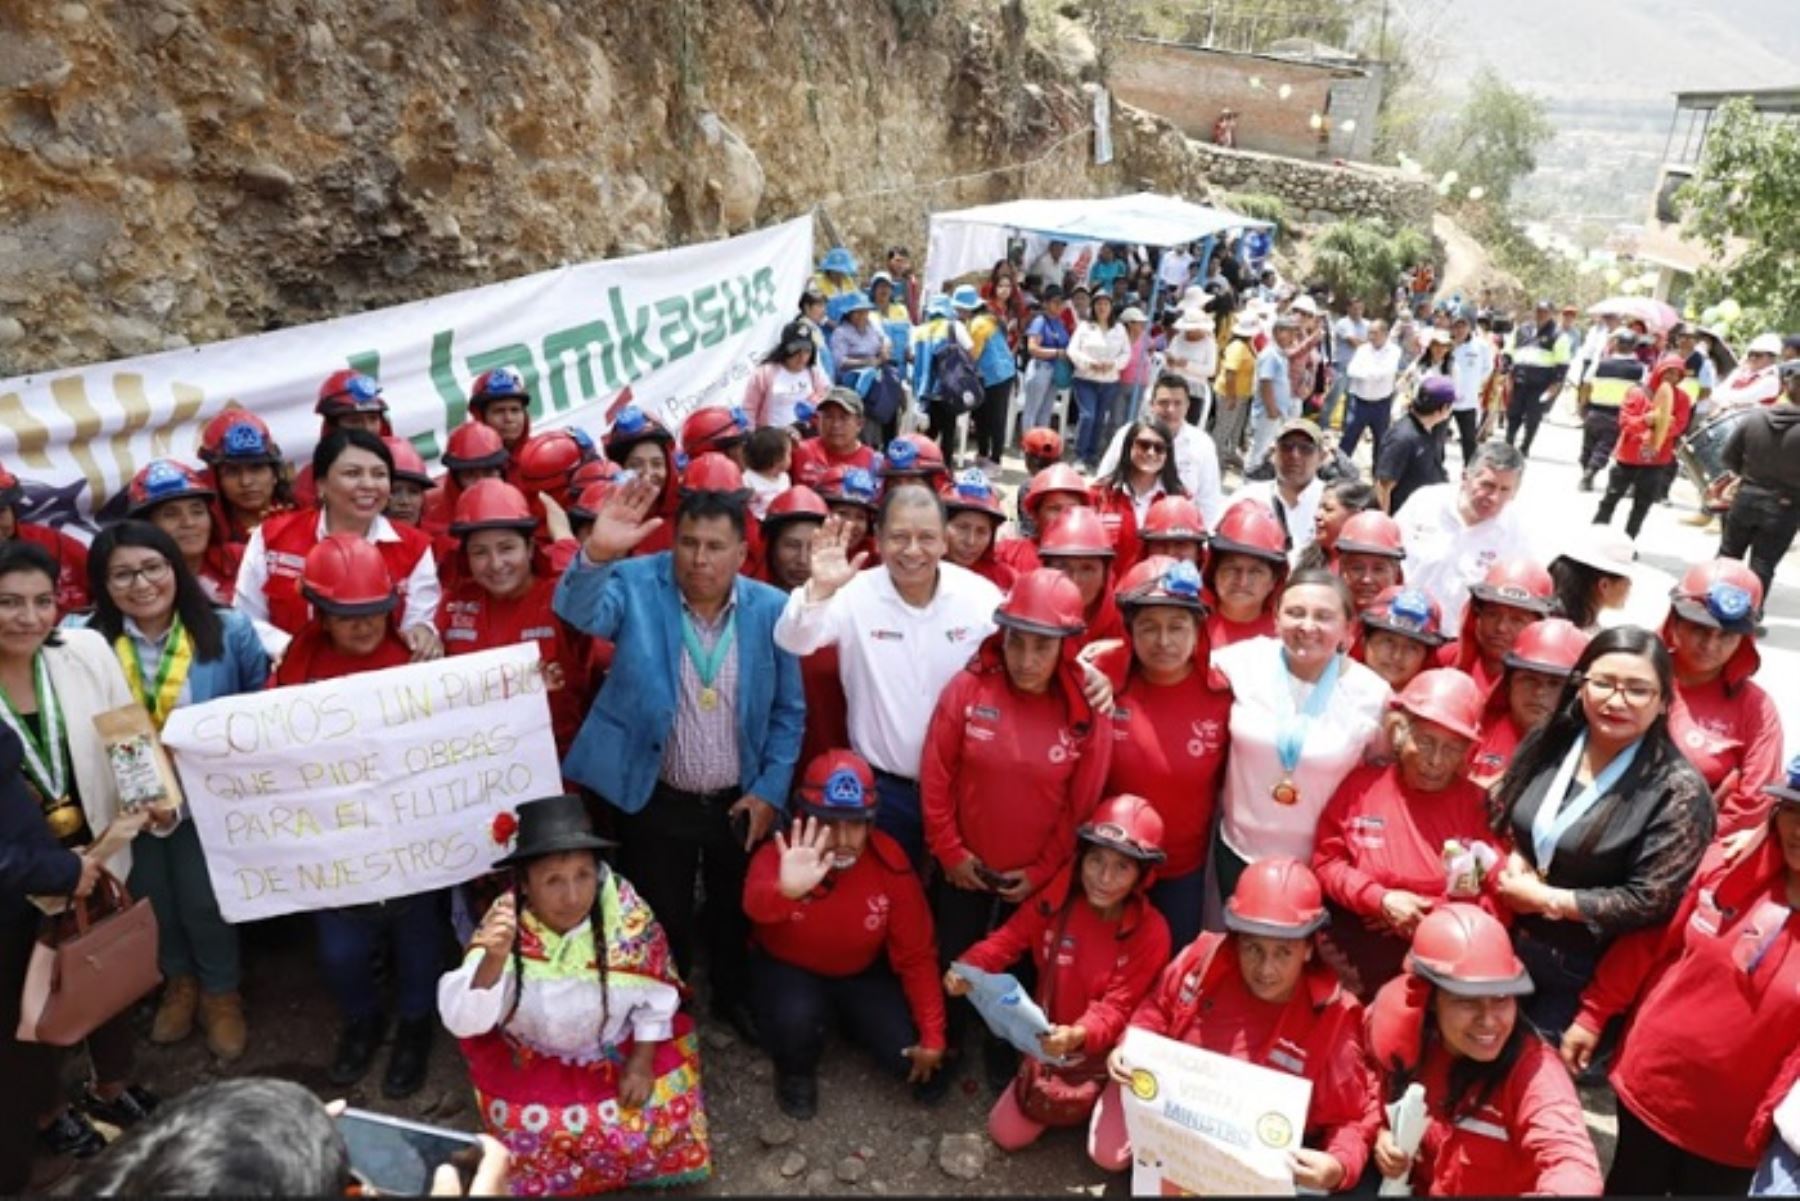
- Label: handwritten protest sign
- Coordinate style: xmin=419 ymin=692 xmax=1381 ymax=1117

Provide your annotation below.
xmin=160 ymin=644 xmax=560 ymax=922
xmin=1116 ymin=1027 xmax=1312 ymax=1196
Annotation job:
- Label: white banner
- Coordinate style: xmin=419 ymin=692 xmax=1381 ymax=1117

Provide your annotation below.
xmin=1117 ymin=1027 xmax=1312 ymax=1196
xmin=160 ymin=644 xmax=561 ymax=922
xmin=0 ymin=216 xmax=814 ymax=527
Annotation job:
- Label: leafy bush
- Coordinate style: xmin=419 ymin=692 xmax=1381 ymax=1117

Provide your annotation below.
xmin=1220 ymin=192 xmax=1289 ymax=233
xmin=1308 ymin=218 xmax=1433 ymax=309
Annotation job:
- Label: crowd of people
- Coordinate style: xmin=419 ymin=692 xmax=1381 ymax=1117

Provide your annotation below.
xmin=0 ymin=231 xmax=1797 ymax=1198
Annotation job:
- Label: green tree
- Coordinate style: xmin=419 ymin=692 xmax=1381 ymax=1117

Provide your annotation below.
xmin=1674 ymin=96 xmax=1800 ymax=335
xmin=1309 ymin=217 xmax=1433 ymax=309
xmin=1423 ymin=67 xmax=1552 ymax=207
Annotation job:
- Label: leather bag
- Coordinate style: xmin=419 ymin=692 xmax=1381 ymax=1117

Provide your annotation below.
xmin=16 ymin=872 xmax=160 ymax=1046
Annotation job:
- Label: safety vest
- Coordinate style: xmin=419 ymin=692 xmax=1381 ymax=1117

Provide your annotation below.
xmin=258 ymin=509 xmax=432 ymax=635
xmin=1510 ymin=322 xmax=1566 ymax=371
xmin=1586 ymin=358 xmax=1642 ymax=409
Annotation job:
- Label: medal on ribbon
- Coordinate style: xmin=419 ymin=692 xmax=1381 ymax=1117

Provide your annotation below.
xmin=681 ymin=608 xmax=736 ymax=716
xmin=0 ymin=652 xmax=72 ymax=813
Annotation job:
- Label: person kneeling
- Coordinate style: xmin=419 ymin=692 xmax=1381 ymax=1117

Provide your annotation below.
xmin=743 ymin=750 xmax=945 ymax=1120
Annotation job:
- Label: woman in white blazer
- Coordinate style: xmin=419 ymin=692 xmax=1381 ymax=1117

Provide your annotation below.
xmin=0 ymin=540 xmax=160 ymax=1172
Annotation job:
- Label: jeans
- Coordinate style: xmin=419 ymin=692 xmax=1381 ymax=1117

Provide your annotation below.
xmin=1212 ymin=397 xmax=1252 ymax=472
xmin=1608 ymin=1099 xmax=1756 ymax=1195
xmin=1247 ymin=401 xmax=1293 ymax=470
xmin=1721 ymin=484 xmax=1800 ymax=604
xmin=129 ymin=818 xmax=240 ymax=994
xmin=1071 ymin=379 xmax=1116 ymax=467
xmin=314 ymin=891 xmax=445 ymax=1022
xmin=616 ymin=782 xmax=751 ymax=1009
xmin=1020 ymin=360 xmax=1059 ymax=434
xmin=873 ymin=770 xmax=926 ymax=873
xmin=1578 ymin=406 xmax=1621 ymax=476
xmin=1340 ymin=395 xmax=1393 ymax=463
xmin=749 ymin=952 xmax=917 ymax=1080
xmin=1595 ymin=462 xmax=1662 ymax=539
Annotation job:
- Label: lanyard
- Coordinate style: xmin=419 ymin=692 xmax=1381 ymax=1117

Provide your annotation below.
xmin=1275 ymin=649 xmax=1343 ymax=775
xmin=680 ymin=608 xmax=737 ymax=691
xmin=116 ymin=616 xmax=194 ymax=730
xmin=1531 ymin=733 xmax=1642 ymax=872
xmin=0 ymin=653 xmax=69 ymax=802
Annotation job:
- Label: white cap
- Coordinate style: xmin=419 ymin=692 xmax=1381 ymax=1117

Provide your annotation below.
xmin=1289 ymin=295 xmax=1320 ymax=316
xmin=1748 ymin=332 xmax=1783 ymax=356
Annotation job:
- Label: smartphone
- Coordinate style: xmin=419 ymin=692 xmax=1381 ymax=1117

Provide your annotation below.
xmin=729 ymin=807 xmax=751 ymax=847
xmin=973 ymin=863 xmax=1011 ymax=890
xmin=338 ymin=1107 xmax=481 ymax=1196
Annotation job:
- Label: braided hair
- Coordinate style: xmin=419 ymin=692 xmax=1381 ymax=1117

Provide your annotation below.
xmin=499 ymin=855 xmax=612 ymax=1039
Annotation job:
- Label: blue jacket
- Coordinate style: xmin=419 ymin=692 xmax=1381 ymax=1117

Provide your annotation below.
xmin=76 ymin=607 xmax=270 ymax=704
xmin=0 ymin=725 xmax=81 ymax=928
xmin=552 ymin=552 xmax=805 ymax=814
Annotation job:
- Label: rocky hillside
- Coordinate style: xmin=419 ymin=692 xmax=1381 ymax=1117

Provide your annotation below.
xmin=0 ymin=0 xmax=1233 ymax=377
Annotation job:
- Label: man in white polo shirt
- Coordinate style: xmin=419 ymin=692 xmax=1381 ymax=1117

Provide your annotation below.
xmin=774 ymin=484 xmax=1002 ymax=868
xmin=1396 ymin=441 xmax=1534 ymax=629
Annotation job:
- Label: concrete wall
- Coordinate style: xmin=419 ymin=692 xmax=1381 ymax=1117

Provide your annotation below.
xmin=1109 ymin=39 xmax=1379 ymax=162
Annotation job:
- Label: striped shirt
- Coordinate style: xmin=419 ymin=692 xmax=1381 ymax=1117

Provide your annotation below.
xmin=658 ymin=598 xmax=740 ymax=794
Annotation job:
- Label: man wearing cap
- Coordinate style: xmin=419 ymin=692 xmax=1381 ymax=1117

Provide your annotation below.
xmin=1375 ymin=376 xmax=1454 ymax=515
xmin=1228 ymin=418 xmax=1326 ymax=560
xmin=1396 ymin=441 xmax=1533 ymax=630
xmin=1094 ymin=374 xmax=1227 ymax=529
xmin=1717 ymin=359 xmax=1800 ymax=603
xmin=1504 ymin=300 xmax=1571 ymax=457
xmin=1711 ymin=332 xmax=1785 ymax=412
xmin=553 ymin=476 xmax=805 ymax=1040
xmin=790 ymin=388 xmax=877 ymax=488
xmin=1249 ymin=315 xmax=1303 ymax=467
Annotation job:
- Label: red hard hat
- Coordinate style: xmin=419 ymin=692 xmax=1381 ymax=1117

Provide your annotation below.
xmin=1038 ymin=507 xmax=1114 ymax=560
xmin=603 ymin=405 xmax=674 ymax=460
xmin=1116 ymin=555 xmax=1208 ymax=614
xmin=126 ymin=459 xmax=214 ymax=517
xmin=816 ymin=465 xmax=880 ymax=511
xmin=381 ymin=437 xmax=434 ymax=489
xmin=198 ymin=410 xmax=281 ymax=465
xmin=300 ymin=532 xmax=397 ymax=617
xmin=880 ymin=434 xmax=947 ymax=479
xmin=1021 ymin=427 xmax=1064 ymax=460
xmin=1208 ymin=500 xmax=1288 ymax=564
xmin=441 ymin=422 xmax=510 ymax=473
xmin=1468 ymin=558 xmax=1556 ymax=613
xmin=680 ymin=405 xmax=751 ymax=457
xmin=451 ymin=479 xmax=537 ymax=536
xmin=1021 ymin=464 xmax=1091 ymax=521
xmin=568 ymin=480 xmax=621 ymax=524
xmin=468 ymin=366 xmax=530 ymax=411
xmin=682 ymin=451 xmax=746 ymax=495
xmin=1140 ymin=496 xmax=1207 ymax=543
xmin=1669 ymin=558 xmax=1763 ymax=635
xmin=940 ymin=468 xmax=1006 ymax=521
xmin=1392 ymin=668 xmax=1486 ymax=743
xmin=1225 ymin=858 xmax=1327 ymax=938
xmin=796 ymin=749 xmax=879 ymax=822
xmin=315 ymin=369 xmax=388 ymax=417
xmin=1361 ymin=585 xmax=1448 ymax=647
xmin=567 ymin=457 xmax=621 ymax=504
xmin=994 ymin=568 xmax=1087 ymax=638
xmin=1407 ymin=904 xmax=1533 ymax=997
xmin=1504 ymin=617 xmax=1590 ymax=677
xmin=762 ymin=485 xmax=830 ymax=531
xmin=1336 ymin=511 xmax=1405 ymax=560
xmin=1078 ymin=794 xmax=1167 ymax=865
xmin=514 ymin=431 xmax=587 ymax=497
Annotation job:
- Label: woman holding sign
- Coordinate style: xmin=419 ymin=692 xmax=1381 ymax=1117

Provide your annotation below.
xmin=0 ymin=540 xmax=161 ymax=1173
xmin=81 ymin=521 xmax=269 ymax=1062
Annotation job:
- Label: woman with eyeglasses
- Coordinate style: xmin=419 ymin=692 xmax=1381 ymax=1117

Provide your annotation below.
xmin=1091 ymin=419 xmax=1186 ymax=572
xmin=123 ymin=460 xmax=242 ymax=605
xmin=80 ymin=521 xmax=269 ymax=1062
xmin=1489 ymin=626 xmax=1713 ymax=1045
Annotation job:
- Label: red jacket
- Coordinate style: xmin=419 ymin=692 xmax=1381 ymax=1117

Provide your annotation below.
xmin=1205 ymin=609 xmax=1275 ymax=650
xmin=960 ymin=865 xmax=1170 ymax=1058
xmin=1433 ymin=640 xmax=1502 ymax=697
xmin=255 ymin=509 xmax=433 ymax=636
xmin=1093 ymin=645 xmax=1230 ymax=879
xmin=1575 ymin=839 xmax=1800 ymax=1168
xmin=1366 ymin=976 xmax=1602 ymax=1196
xmin=1076 ymin=585 xmax=1126 ymax=654
xmin=744 ymin=828 xmax=945 ymax=1050
xmin=274 ymin=624 xmax=413 ymax=686
xmin=1090 ymin=486 xmax=1145 ymax=574
xmin=920 ymin=635 xmax=1111 ymax=891
xmin=1470 ymin=709 xmax=1523 ymax=790
xmin=1662 ymin=628 xmax=1783 ymax=839
xmin=961 ymin=552 xmax=1017 ymax=592
xmin=1311 ymin=765 xmax=1503 ymax=998
xmin=993 ymin=535 xmax=1042 ymax=576
xmin=1613 ymin=356 xmax=1693 ymax=467
xmin=790 ymin=438 xmax=877 ymax=488
xmin=15 ymin=522 xmax=89 ymax=615
xmin=1131 ymin=932 xmax=1380 ymax=1188
xmin=797 ymin=645 xmax=849 ymax=775
xmin=437 ymin=575 xmax=593 ymax=755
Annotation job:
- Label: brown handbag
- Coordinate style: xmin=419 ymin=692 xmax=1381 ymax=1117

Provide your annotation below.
xmin=1014 ymin=901 xmax=1108 ymax=1128
xmin=16 ymin=871 xmax=161 ymax=1046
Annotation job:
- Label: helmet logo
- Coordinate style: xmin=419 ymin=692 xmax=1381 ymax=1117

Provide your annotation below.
xmin=1389 ymin=588 xmax=1432 ymax=630
xmin=346 ymin=373 xmax=382 ymax=403
xmin=1162 ymin=561 xmax=1202 ymax=599
xmin=884 ymin=439 xmax=918 ymax=469
xmin=223 ymin=423 xmax=268 ymax=456
xmin=568 ymin=428 xmax=595 ymax=452
xmin=142 ymin=460 xmax=188 ymax=497
xmin=614 ymin=406 xmax=648 ymax=436
xmin=821 ymin=768 xmax=866 ymax=808
xmin=1705 ymin=581 xmax=1752 ymax=623
xmin=843 ymin=468 xmax=878 ymax=503
xmin=794 ymin=402 xmax=817 ymax=423
xmin=728 ymin=405 xmax=749 ymax=431
xmin=484 ymin=367 xmax=524 ymax=397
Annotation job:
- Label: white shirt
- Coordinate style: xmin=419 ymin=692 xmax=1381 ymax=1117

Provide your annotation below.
xmin=1027 ymin=250 xmax=1067 ymax=287
xmin=1332 ymin=316 xmax=1369 ymax=368
xmin=1094 ymin=422 xmax=1227 ymax=530
xmin=1164 ymin=333 xmax=1218 ymax=392
xmin=234 ymin=511 xmax=440 ymax=634
xmin=764 ymin=366 xmax=817 ymax=430
xmin=1229 ymin=476 xmax=1325 ymax=562
xmin=1068 ymin=322 xmax=1131 ymax=383
xmin=1212 ymin=637 xmax=1391 ymax=862
xmin=1450 ymin=336 xmax=1494 ymax=412
xmin=1346 ymin=339 xmax=1404 ymax=400
xmin=744 ymin=469 xmax=788 ymax=520
xmin=1397 ymin=484 xmax=1535 ymax=629
xmin=1158 ymin=249 xmax=1194 ymax=290
xmin=774 ymin=562 xmax=1001 ymax=778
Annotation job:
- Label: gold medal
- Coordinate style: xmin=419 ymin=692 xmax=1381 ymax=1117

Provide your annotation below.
xmin=698 ymin=687 xmax=719 ymax=712
xmin=1271 ymin=778 xmax=1300 ymax=806
xmin=45 ymin=799 xmax=85 ymax=840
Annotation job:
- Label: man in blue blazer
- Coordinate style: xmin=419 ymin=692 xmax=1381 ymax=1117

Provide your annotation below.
xmin=554 ymin=475 xmax=804 ymax=1037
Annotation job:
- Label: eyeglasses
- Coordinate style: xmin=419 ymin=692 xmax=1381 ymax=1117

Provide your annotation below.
xmin=1277 ymin=441 xmax=1320 ymax=456
xmin=1578 ymin=674 xmax=1660 ymax=707
xmin=107 ymin=561 xmax=173 ymax=589
xmin=1132 ymin=439 xmax=1169 ymax=456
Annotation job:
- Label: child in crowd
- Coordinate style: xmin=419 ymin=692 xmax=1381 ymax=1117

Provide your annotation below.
xmin=743 ymin=426 xmax=793 ymax=521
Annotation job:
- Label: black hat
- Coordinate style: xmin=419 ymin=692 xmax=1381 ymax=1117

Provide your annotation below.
xmin=493 ymin=794 xmax=616 ymax=869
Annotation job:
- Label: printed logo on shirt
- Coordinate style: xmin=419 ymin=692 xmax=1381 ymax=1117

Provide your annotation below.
xmin=864 ymin=893 xmax=891 ymax=932
xmin=1054 ymin=933 xmax=1077 ymax=967
xmin=519 ymin=626 xmax=557 ymax=640
xmin=1110 ymin=707 xmax=1133 ymax=727
xmin=944 ymin=627 xmax=975 ymax=644
xmin=267 ymin=550 xmax=305 ymax=577
xmin=964 ymin=703 xmax=1000 ymax=742
xmin=1349 ymin=814 xmax=1386 ymax=850
xmin=1176 ymin=967 xmax=1204 ymax=1008
xmin=1048 ymin=729 xmax=1080 ymax=765
xmin=444 ymin=628 xmax=480 ymax=643
xmin=1185 ymin=718 xmax=1224 ymax=759
xmin=1471 ymin=751 xmax=1503 ymax=774
xmin=1690 ymin=888 xmax=1728 ymax=938
xmin=1267 ymin=1037 xmax=1308 ymax=1076
xmin=869 ymin=629 xmax=904 ymax=642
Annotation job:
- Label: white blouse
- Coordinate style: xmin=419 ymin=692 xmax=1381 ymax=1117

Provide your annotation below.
xmin=1211 ymin=636 xmax=1391 ymax=862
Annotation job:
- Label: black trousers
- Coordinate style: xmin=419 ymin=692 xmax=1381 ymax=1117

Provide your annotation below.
xmin=749 ymin=952 xmax=916 ymax=1080
xmin=1721 ymin=484 xmax=1800 ymax=604
xmin=1505 ymin=368 xmax=1558 ymax=454
xmin=927 ymin=402 xmax=962 ymax=463
xmin=1450 ymin=408 xmax=1479 ymax=468
xmin=1605 ymin=1098 xmax=1754 ymax=1196
xmin=615 ymin=782 xmax=750 ymax=1010
xmin=930 ymin=878 xmax=1020 ymax=1047
xmin=1578 ymin=406 xmax=1621 ymax=475
xmin=973 ymin=378 xmax=1014 ymax=461
xmin=1595 ymin=463 xmax=1661 ymax=539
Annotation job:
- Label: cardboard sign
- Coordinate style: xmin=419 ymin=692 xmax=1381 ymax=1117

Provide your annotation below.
xmin=1117 ymin=1027 xmax=1313 ymax=1197
xmin=160 ymin=644 xmax=560 ymax=922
